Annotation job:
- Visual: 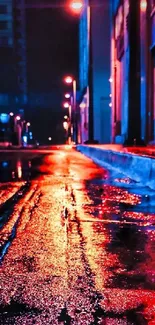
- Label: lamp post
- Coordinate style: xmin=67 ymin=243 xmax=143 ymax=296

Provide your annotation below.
xmin=26 ymin=122 xmax=30 ymax=134
xmin=63 ymin=101 xmax=72 ymax=144
xmin=64 ymin=75 xmax=77 ymax=143
xmin=15 ymin=115 xmax=22 ymax=146
xmin=69 ymin=1 xmax=94 ymax=143
xmin=64 ymin=77 xmax=76 ymax=112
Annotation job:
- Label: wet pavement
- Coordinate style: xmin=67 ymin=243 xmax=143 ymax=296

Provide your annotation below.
xmin=0 ymin=147 xmax=154 ymax=325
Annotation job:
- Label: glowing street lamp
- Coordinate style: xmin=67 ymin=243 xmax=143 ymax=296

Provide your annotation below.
xmin=63 ymin=102 xmax=70 ymax=108
xmin=69 ymin=0 xmax=93 ymax=143
xmin=69 ymin=0 xmax=83 ymax=13
xmin=48 ymin=137 xmax=52 ymax=141
xmin=10 ymin=112 xmax=14 ymax=116
xmin=16 ymin=115 xmax=21 ymax=121
xmin=64 ymin=76 xmax=73 ymax=84
xmin=26 ymin=122 xmax=31 ymax=127
xmin=65 ymin=93 xmax=70 ymax=99
xmin=64 ymin=115 xmax=68 ymax=119
xmin=140 ymin=0 xmax=147 ymax=11
xmin=64 ymin=75 xmax=77 ymax=142
xmin=63 ymin=121 xmax=68 ymax=131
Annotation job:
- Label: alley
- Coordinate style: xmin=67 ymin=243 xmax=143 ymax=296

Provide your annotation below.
xmin=0 ymin=147 xmax=154 ymax=325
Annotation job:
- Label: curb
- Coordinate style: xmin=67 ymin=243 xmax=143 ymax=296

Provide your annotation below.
xmin=76 ymin=145 xmax=155 ymax=189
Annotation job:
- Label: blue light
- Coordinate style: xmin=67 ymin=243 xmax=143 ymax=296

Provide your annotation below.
xmin=23 ymin=136 xmax=27 ymax=143
xmin=2 ymin=161 xmax=8 ymax=168
xmin=0 ymin=113 xmax=9 ymax=124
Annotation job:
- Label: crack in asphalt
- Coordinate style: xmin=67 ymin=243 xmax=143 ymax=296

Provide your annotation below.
xmin=0 ymin=182 xmax=31 ymax=230
xmin=0 ymin=185 xmax=42 ymax=264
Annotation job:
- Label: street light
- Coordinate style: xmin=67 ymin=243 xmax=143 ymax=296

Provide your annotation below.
xmin=63 ymin=121 xmax=68 ymax=130
xmin=64 ymin=76 xmax=73 ymax=84
xmin=25 ymin=121 xmax=31 ymax=134
xmin=9 ymin=112 xmax=14 ymax=116
xmin=16 ymin=115 xmax=21 ymax=121
xmin=140 ymin=0 xmax=147 ymax=11
xmin=63 ymin=99 xmax=72 ymax=144
xmin=64 ymin=75 xmax=77 ymax=143
xmin=63 ymin=102 xmax=70 ymax=108
xmin=69 ymin=0 xmax=94 ymax=143
xmin=65 ymin=93 xmax=71 ymax=99
xmin=69 ymin=0 xmax=83 ymax=14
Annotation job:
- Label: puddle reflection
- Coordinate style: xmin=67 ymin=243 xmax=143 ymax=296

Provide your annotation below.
xmin=0 ymin=159 xmax=31 ymax=182
xmin=0 ymin=154 xmax=44 ymax=182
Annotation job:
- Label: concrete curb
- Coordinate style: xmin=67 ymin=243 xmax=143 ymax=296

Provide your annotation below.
xmin=76 ymin=145 xmax=155 ymax=189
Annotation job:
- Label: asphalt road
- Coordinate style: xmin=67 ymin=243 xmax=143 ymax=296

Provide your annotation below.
xmin=0 ymin=147 xmax=154 ymax=325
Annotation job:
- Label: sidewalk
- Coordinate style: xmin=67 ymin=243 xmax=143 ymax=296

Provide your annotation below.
xmin=83 ymin=144 xmax=155 ymax=158
xmin=76 ymin=144 xmax=155 ymax=189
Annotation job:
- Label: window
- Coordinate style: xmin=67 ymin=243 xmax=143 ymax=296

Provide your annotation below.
xmin=0 ymin=21 xmax=8 ymax=30
xmin=0 ymin=5 xmax=7 ymax=14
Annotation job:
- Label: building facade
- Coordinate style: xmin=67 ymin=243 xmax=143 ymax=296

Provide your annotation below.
xmin=79 ymin=0 xmax=111 ymax=144
xmin=0 ymin=0 xmax=27 ymax=143
xmin=111 ymin=0 xmax=155 ymax=144
xmin=0 ymin=0 xmax=27 ymax=116
xmin=79 ymin=0 xmax=89 ymax=143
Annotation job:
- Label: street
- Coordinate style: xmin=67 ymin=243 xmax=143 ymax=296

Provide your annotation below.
xmin=0 ymin=147 xmax=154 ymax=325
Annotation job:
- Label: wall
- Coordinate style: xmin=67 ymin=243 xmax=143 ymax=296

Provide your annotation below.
xmin=79 ymin=0 xmax=89 ymax=91
xmin=92 ymin=0 xmax=111 ymax=143
xmin=140 ymin=1 xmax=147 ymax=141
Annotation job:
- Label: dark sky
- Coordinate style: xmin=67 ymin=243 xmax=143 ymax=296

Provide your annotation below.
xmin=25 ymin=1 xmax=79 ymax=143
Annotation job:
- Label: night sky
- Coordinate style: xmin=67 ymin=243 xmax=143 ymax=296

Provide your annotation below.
xmin=25 ymin=1 xmax=79 ymax=143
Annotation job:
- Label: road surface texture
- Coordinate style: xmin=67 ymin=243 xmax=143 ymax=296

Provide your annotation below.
xmin=0 ymin=147 xmax=154 ymax=325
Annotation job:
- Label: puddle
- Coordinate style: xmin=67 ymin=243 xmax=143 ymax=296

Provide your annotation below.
xmin=0 ymin=154 xmax=45 ymax=182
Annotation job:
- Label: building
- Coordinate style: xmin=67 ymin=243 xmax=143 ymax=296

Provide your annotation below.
xmin=0 ymin=0 xmax=27 ymax=143
xmin=0 ymin=0 xmax=27 ymax=116
xmin=79 ymin=0 xmax=111 ymax=144
xmin=111 ymin=0 xmax=155 ymax=145
xmin=78 ymin=0 xmax=89 ymax=143
xmin=13 ymin=0 xmax=27 ymax=108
